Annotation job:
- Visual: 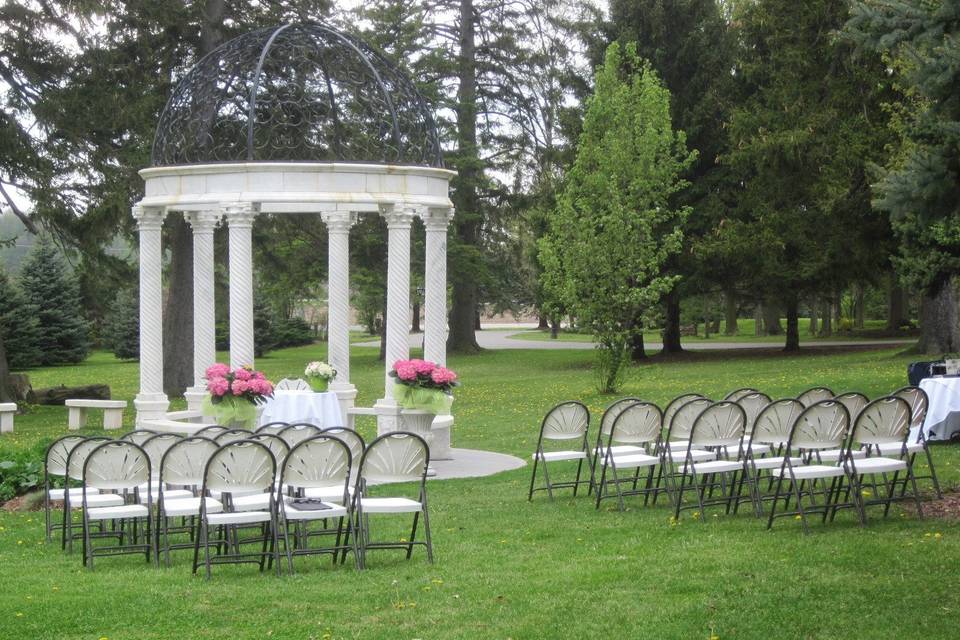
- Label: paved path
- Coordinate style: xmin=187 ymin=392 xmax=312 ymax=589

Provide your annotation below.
xmin=357 ymin=330 xmax=915 ymax=351
xmin=430 ymin=447 xmax=525 ymax=480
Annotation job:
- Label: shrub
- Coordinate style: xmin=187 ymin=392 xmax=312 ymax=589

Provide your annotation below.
xmin=0 ymin=266 xmax=41 ymax=369
xmin=102 ymin=286 xmax=139 ymax=360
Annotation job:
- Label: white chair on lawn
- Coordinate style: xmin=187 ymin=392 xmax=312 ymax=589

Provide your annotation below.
xmin=878 ymin=386 xmax=941 ymax=499
xmin=672 ymin=402 xmax=748 ymax=521
xmin=742 ymin=399 xmax=806 ymax=516
xmin=228 ymin=434 xmax=291 ymax=513
xmin=528 ymin=401 xmax=593 ymax=501
xmin=594 ymin=401 xmax=662 ymax=511
xmin=723 ymin=388 xmax=761 ymax=402
xmin=353 ymin=431 xmax=433 ymax=569
xmin=591 ymin=397 xmax=643 ymax=471
xmin=654 ymin=397 xmax=715 ymax=506
xmin=735 ymin=392 xmax=772 ymax=452
xmin=140 ymin=434 xmax=192 ymax=506
xmin=81 ymin=441 xmax=153 ymax=568
xmin=62 ymin=436 xmax=120 ymax=552
xmin=797 ymin=386 xmax=834 ymax=407
xmin=276 ymin=378 xmax=311 ymax=391
xmin=766 ymin=400 xmax=862 ymax=532
xmin=215 ymin=428 xmax=255 ymax=445
xmin=193 ymin=440 xmax=280 ymax=579
xmin=310 ymin=427 xmax=365 ymax=499
xmin=44 ymin=435 xmax=115 ymax=542
xmin=156 ymin=436 xmax=223 ymax=566
xmin=662 ymin=393 xmax=705 ymax=433
xmin=844 ymin=396 xmax=924 ymax=519
xmin=120 ymin=429 xmax=158 ymax=446
xmin=194 ymin=425 xmax=230 ymax=439
xmin=279 ymin=423 xmax=323 ymax=449
xmin=834 ymin=392 xmax=870 ymax=424
xmin=256 ymin=421 xmax=289 ymax=436
xmin=277 ymin=435 xmax=355 ymax=572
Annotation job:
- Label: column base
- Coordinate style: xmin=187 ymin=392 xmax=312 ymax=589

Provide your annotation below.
xmin=431 ymin=414 xmax=455 ymax=460
xmin=374 ymin=398 xmax=403 ymax=436
xmin=184 ymin=388 xmax=208 ymax=413
xmin=134 ymin=393 xmax=170 ymax=427
xmin=329 ymin=383 xmax=357 ymax=429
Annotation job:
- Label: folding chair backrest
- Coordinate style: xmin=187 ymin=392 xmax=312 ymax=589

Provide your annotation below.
xmin=724 ymin=387 xmax=760 ymax=402
xmin=609 ymin=402 xmax=661 ymax=446
xmin=789 ymin=400 xmax=849 ymax=451
xmin=834 ymin=392 xmax=870 ymax=424
xmin=539 ymin=402 xmax=589 ymax=441
xmin=320 ymin=427 xmax=365 ymax=462
xmin=668 ymin=398 xmax=712 ymax=441
xmin=751 ymin=399 xmax=804 ymax=447
xmin=736 ymin=392 xmax=772 ymax=434
xmin=255 ymin=421 xmax=289 ymax=436
xmin=891 ymin=386 xmax=929 ymax=433
xmin=359 ymin=431 xmax=429 ymax=485
xmin=663 ymin=393 xmax=704 ymax=429
xmin=282 ymin=436 xmax=351 ymax=492
xmin=246 ymin=433 xmax=290 ymax=464
xmin=599 ymin=397 xmax=642 ymax=437
xmin=275 ymin=378 xmax=310 ymax=391
xmin=141 ymin=434 xmax=183 ymax=478
xmin=160 ymin=437 xmax=219 ymax=487
xmin=797 ymin=387 xmax=835 ymax=407
xmin=852 ymin=396 xmax=911 ymax=446
xmin=690 ymin=402 xmax=746 ymax=448
xmin=215 ymin=429 xmax=254 ymax=444
xmin=84 ymin=441 xmax=151 ymax=492
xmin=120 ymin=429 xmax=158 ymax=446
xmin=66 ymin=437 xmax=112 ymax=482
xmin=279 ymin=423 xmax=323 ymax=447
xmin=203 ymin=440 xmax=276 ymax=494
xmin=46 ymin=435 xmax=87 ymax=478
xmin=194 ymin=425 xmax=229 ymax=439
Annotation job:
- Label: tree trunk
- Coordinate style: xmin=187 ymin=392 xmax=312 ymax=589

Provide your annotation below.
xmin=833 ymin=291 xmax=842 ymax=327
xmin=784 ymin=295 xmax=800 ymax=352
xmin=754 ymin=305 xmax=763 ymax=336
xmin=549 ymin=316 xmax=559 ymax=339
xmin=808 ymin=305 xmax=818 ymax=336
xmin=629 ymin=311 xmax=646 ymax=361
xmin=537 ymin=314 xmax=548 ymax=330
xmin=762 ymin=301 xmax=782 ymax=335
xmin=447 ymin=0 xmax=481 ymax=353
xmin=29 ymin=384 xmax=111 ymax=405
xmin=0 ymin=335 xmax=13 ymax=403
xmin=162 ymin=215 xmax=194 ymax=397
xmin=661 ymin=288 xmax=683 ymax=353
xmin=853 ymin=284 xmax=865 ymax=329
xmin=915 ymin=278 xmax=960 ymax=354
xmin=474 ymin=308 xmax=481 ymax=331
xmin=819 ymin=300 xmax=832 ymax=336
xmin=724 ymin=289 xmax=738 ymax=335
xmin=887 ymin=275 xmax=906 ymax=330
xmin=703 ymin=295 xmax=711 ymax=339
xmin=411 ymin=300 xmax=421 ymax=333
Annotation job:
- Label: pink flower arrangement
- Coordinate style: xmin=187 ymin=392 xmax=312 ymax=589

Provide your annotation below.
xmin=206 ymin=363 xmax=274 ymax=405
xmin=389 ymin=359 xmax=458 ymax=393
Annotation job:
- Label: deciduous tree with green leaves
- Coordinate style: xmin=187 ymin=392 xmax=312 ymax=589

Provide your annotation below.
xmin=540 ymin=42 xmax=694 ymax=392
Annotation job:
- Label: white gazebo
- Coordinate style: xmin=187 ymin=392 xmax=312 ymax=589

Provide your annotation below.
xmin=132 ymin=23 xmax=455 ymax=447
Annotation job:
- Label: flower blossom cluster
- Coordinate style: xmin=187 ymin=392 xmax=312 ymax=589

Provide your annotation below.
xmin=390 ymin=359 xmax=458 ymax=392
xmin=304 ymin=361 xmax=337 ymax=380
xmin=205 ymin=363 xmax=274 ymax=404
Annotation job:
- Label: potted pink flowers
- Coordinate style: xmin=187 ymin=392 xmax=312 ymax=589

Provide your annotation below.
xmin=389 ymin=359 xmax=458 ymax=414
xmin=203 ymin=363 xmax=274 ymax=429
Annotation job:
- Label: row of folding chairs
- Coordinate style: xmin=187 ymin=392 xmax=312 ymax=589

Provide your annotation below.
xmin=529 ymin=386 xmax=937 ymax=532
xmin=44 ymin=424 xmax=434 ymax=575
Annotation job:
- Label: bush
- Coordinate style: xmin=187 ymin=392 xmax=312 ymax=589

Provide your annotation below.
xmin=102 ymin=286 xmax=139 ymax=360
xmin=0 ymin=443 xmax=46 ymax=502
xmin=0 ymin=266 xmax=41 ymax=369
xmin=272 ymin=316 xmax=315 ymax=348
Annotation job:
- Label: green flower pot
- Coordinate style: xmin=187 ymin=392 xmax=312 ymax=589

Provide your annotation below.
xmin=307 ymin=376 xmax=329 ymax=392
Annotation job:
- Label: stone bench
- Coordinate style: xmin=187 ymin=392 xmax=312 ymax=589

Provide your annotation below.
xmin=66 ymin=399 xmax=127 ymax=430
xmin=0 ymin=403 xmax=16 ymax=434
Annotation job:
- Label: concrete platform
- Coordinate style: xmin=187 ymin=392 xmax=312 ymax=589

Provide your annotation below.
xmin=429 ymin=448 xmax=525 ymax=480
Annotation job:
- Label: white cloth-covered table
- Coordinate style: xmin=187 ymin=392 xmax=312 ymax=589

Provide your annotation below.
xmin=257 ymin=390 xmax=343 ymax=428
xmin=917 ymin=377 xmax=960 ymax=441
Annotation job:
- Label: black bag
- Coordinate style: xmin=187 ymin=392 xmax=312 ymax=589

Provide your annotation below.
xmin=907 ymin=361 xmax=939 ymax=386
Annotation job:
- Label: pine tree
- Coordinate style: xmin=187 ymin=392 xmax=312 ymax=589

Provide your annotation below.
xmin=0 ymin=266 xmax=41 ymax=370
xmin=17 ymin=240 xmax=90 ymax=365
xmin=103 ymin=286 xmax=139 ymax=360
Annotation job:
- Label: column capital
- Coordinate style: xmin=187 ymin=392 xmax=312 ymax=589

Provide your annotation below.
xmin=222 ymin=202 xmax=258 ymax=227
xmin=132 ymin=206 xmax=166 ymax=231
xmin=421 ymin=207 xmax=454 ymax=230
xmin=185 ymin=209 xmax=222 ymax=232
xmin=321 ymin=210 xmax=358 ymax=233
xmin=380 ymin=203 xmax=420 ymax=228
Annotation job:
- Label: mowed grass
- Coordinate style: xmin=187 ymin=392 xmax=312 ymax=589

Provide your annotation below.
xmin=0 ymin=344 xmax=958 ymax=639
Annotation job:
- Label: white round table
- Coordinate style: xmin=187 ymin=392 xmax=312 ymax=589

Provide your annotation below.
xmin=918 ymin=376 xmax=960 ymax=441
xmin=257 ymin=390 xmax=343 ymax=428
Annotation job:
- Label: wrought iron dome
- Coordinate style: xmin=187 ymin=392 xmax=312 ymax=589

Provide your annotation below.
xmin=151 ymin=23 xmax=443 ymax=168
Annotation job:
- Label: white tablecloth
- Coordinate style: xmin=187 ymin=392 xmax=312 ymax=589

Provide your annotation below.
xmin=918 ymin=377 xmax=960 ymax=441
xmin=257 ymin=390 xmax=343 ymax=428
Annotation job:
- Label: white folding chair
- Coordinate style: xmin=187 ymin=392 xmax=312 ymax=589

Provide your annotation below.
xmin=528 ymin=401 xmax=593 ymax=500
xmin=353 ymin=431 xmax=433 ymax=569
xmin=62 ymin=437 xmax=120 ymax=552
xmin=81 ymin=441 xmax=153 ymax=568
xmin=877 ymin=386 xmax=941 ymax=499
xmin=120 ymin=429 xmax=158 ymax=446
xmin=594 ymin=401 xmax=662 ymax=511
xmin=834 ymin=392 xmax=870 ymax=424
xmin=736 ymin=392 xmax=773 ymax=451
xmin=723 ymin=387 xmax=761 ymax=402
xmin=140 ymin=434 xmax=192 ymax=505
xmin=276 ymin=378 xmax=310 ymax=391
xmin=279 ymin=423 xmax=323 ymax=449
xmin=797 ymin=386 xmax=834 ymax=407
xmin=591 ymin=397 xmax=643 ymax=471
xmin=44 ymin=435 xmax=98 ymax=542
xmin=256 ymin=421 xmax=289 ymax=436
xmin=742 ymin=399 xmax=806 ymax=516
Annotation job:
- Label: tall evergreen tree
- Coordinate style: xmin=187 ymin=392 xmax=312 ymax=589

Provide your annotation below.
xmin=0 ymin=266 xmax=41 ymax=370
xmin=102 ymin=286 xmax=139 ymax=361
xmin=17 ymin=240 xmax=90 ymax=365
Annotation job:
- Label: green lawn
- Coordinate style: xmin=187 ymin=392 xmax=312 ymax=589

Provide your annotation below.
xmin=511 ymin=317 xmax=917 ymax=344
xmin=1 ymin=344 xmax=957 ymax=639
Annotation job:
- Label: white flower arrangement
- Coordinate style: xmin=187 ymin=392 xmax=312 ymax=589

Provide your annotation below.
xmin=304 ymin=361 xmax=337 ymax=381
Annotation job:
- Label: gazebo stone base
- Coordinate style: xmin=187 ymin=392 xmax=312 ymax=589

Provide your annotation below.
xmin=134 ymin=394 xmax=169 ymax=427
xmin=329 ymin=383 xmax=357 ymax=429
xmin=184 ymin=387 xmax=207 ymax=413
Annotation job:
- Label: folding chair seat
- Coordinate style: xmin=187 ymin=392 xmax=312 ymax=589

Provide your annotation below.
xmin=663 ymin=398 xmax=717 ymax=460
xmin=353 ymin=432 xmax=433 ymax=569
xmin=797 ymin=386 xmax=834 ymax=407
xmin=766 ymin=400 xmax=863 ymax=532
xmin=81 ymin=441 xmax=154 ymax=568
xmin=44 ymin=436 xmax=96 ymax=542
xmin=528 ymin=401 xmax=593 ymax=500
xmin=594 ymin=402 xmax=662 ymax=511
xmin=591 ymin=398 xmax=643 ymax=463
xmin=735 ymin=392 xmax=772 ymax=450
xmin=139 ymin=434 xmax=192 ymax=504
xmin=62 ymin=437 xmax=121 ymax=551
xmin=742 ymin=399 xmax=806 ymax=516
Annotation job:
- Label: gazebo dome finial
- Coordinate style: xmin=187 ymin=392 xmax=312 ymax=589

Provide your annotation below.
xmin=151 ymin=22 xmax=443 ymax=168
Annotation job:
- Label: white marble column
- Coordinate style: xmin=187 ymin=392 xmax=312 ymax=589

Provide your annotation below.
xmin=133 ymin=205 xmax=169 ymax=425
xmin=184 ymin=210 xmax=221 ymax=412
xmin=375 ymin=204 xmax=416 ymax=434
xmin=321 ymin=210 xmax=358 ymax=422
xmin=422 ymin=208 xmax=453 ymax=366
xmin=226 ymin=202 xmax=257 ymax=369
